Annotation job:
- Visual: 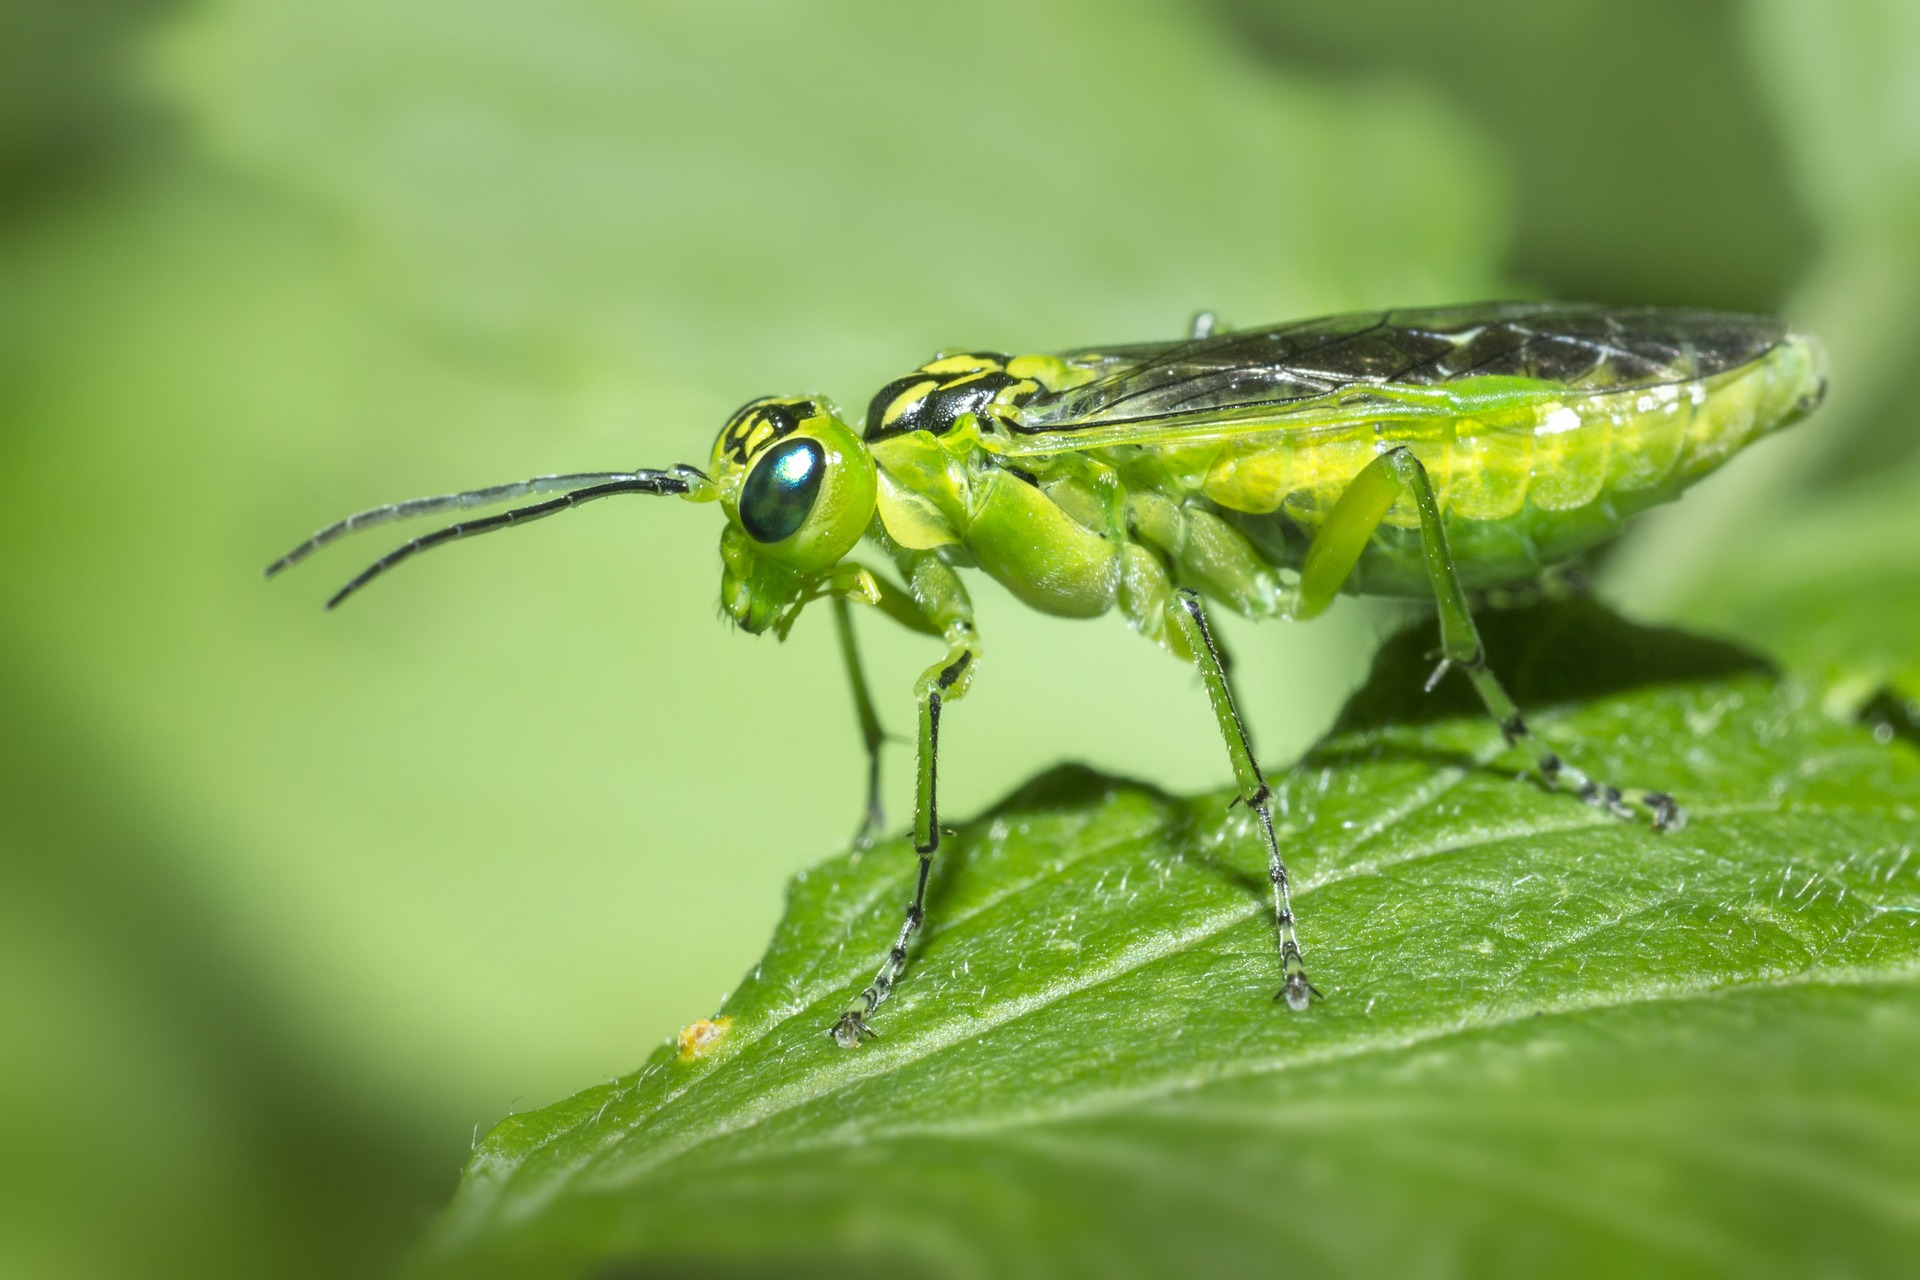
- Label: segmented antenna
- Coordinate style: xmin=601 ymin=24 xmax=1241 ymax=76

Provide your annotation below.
xmin=274 ymin=469 xmax=697 ymax=610
xmin=264 ymin=471 xmax=682 ymax=578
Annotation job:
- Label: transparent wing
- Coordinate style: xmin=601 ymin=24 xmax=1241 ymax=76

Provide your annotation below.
xmin=1006 ymin=302 xmax=1787 ymax=445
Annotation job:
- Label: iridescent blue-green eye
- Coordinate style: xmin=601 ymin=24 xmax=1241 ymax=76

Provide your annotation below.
xmin=739 ymin=437 xmax=825 ymax=544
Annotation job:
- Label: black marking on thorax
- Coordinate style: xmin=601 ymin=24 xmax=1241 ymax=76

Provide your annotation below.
xmin=864 ymin=353 xmax=1037 ymax=442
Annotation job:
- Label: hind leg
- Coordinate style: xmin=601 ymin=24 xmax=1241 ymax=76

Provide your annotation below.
xmin=1297 ymin=447 xmax=1684 ymax=831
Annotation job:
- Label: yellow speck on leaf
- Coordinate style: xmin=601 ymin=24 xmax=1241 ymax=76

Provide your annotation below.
xmin=677 ymin=1016 xmax=733 ymax=1060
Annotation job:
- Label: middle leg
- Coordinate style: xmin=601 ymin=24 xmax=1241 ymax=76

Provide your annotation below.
xmin=1169 ymin=588 xmax=1320 ymax=1011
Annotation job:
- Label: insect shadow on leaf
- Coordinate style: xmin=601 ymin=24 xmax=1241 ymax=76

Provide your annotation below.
xmin=1322 ymin=597 xmax=1772 ymax=781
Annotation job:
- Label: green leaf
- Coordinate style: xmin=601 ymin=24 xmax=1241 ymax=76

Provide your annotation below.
xmin=417 ymin=601 xmax=1920 ymax=1277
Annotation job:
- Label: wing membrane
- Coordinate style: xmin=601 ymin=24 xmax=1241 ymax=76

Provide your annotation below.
xmin=998 ymin=302 xmax=1787 ymax=453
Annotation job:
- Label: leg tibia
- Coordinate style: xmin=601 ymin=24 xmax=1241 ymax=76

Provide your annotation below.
xmin=830 ymin=635 xmax=979 ymax=1048
xmin=1168 ymin=588 xmax=1319 ymax=1011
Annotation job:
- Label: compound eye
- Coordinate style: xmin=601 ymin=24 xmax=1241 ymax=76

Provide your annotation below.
xmin=739 ymin=437 xmax=826 ymax=544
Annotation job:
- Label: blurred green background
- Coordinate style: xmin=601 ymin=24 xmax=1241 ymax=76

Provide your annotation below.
xmin=1 ymin=0 xmax=1916 ymax=1275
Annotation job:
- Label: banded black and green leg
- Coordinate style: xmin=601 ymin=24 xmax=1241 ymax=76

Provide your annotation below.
xmin=1299 ymin=447 xmax=1685 ymax=831
xmin=831 ymin=550 xmax=981 ymax=1047
xmin=1168 ymin=587 xmax=1320 ymax=1011
xmin=832 ymin=596 xmax=887 ymax=849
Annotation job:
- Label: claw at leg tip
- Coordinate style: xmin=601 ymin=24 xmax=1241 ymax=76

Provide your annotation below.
xmin=1277 ymin=976 xmax=1318 ymax=1012
xmin=829 ymin=1014 xmax=873 ymax=1049
xmin=1276 ymin=960 xmax=1321 ymax=1012
xmin=1644 ymin=792 xmax=1686 ymax=834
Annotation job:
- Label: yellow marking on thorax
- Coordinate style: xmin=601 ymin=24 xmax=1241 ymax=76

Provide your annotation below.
xmin=881 ymin=380 xmax=939 ymax=428
xmin=921 ymin=353 xmax=1004 ymax=376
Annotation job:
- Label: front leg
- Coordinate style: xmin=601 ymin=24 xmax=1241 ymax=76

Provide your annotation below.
xmin=831 ymin=551 xmax=979 ymax=1047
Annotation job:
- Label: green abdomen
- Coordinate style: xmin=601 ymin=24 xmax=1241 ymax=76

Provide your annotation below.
xmin=1190 ymin=334 xmax=1823 ymax=595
